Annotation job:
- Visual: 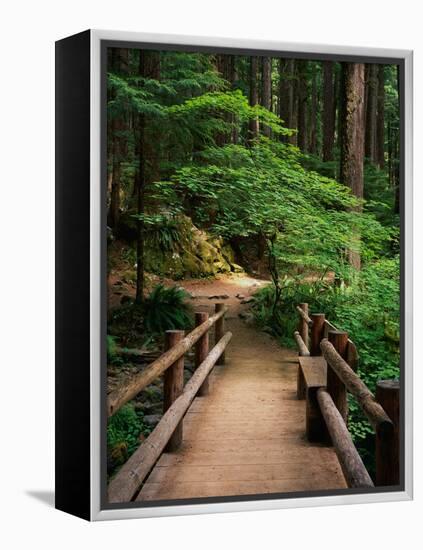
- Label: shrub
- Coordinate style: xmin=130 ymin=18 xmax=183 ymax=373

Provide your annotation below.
xmin=143 ymin=284 xmax=193 ymax=334
xmin=107 ymin=403 xmax=149 ymax=476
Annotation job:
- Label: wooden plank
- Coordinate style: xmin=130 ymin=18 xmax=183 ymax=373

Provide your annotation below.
xmin=146 ymin=463 xmax=344 ymax=483
xmin=298 ymin=356 xmax=327 ymax=388
xmin=153 ymin=447 xmax=345 ymax=467
xmin=138 ymin=478 xmax=346 ymax=500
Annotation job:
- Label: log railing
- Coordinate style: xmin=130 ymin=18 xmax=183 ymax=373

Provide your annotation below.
xmin=108 ymin=303 xmax=231 ymax=503
xmin=294 ymin=303 xmax=400 ymax=489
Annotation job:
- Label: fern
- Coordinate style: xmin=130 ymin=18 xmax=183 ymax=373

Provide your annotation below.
xmin=143 ymin=284 xmax=193 ymax=334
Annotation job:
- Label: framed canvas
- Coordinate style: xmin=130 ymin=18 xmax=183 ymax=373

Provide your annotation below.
xmin=55 ymin=29 xmax=413 ymax=521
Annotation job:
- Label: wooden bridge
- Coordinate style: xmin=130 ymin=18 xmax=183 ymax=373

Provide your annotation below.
xmin=107 ymin=301 xmax=400 ymax=504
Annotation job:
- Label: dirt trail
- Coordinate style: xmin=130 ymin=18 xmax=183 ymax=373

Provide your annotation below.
xmin=136 ymin=274 xmax=347 ymax=501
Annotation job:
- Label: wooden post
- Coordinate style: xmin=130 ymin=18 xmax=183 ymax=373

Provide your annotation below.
xmin=215 ymin=303 xmax=225 ymax=365
xmin=195 ymin=311 xmax=209 ymax=396
xmin=310 ymin=313 xmax=325 ymax=356
xmin=376 ymin=379 xmax=400 ymax=486
xmin=326 ymin=330 xmax=349 ymax=423
xmin=163 ymin=330 xmax=185 ymax=451
xmin=298 ymin=303 xmax=309 ymax=350
xmin=306 ymin=385 xmax=327 ymax=442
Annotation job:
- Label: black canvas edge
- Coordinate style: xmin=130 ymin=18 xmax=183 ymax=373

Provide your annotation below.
xmin=55 ymin=29 xmax=91 ymax=521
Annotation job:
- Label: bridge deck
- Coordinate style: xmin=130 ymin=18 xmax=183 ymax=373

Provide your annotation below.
xmin=136 ymin=312 xmax=347 ymax=502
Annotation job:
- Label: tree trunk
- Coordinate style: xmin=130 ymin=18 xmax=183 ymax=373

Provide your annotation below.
xmin=279 ymin=59 xmax=296 ymax=142
xmin=322 ymin=61 xmax=336 ymax=161
xmin=365 ymin=63 xmax=378 ymax=162
xmin=340 ymin=62 xmax=366 ymax=270
xmin=376 ymin=64 xmax=385 ymax=169
xmin=135 ymin=50 xmax=161 ymax=304
xmin=108 ymin=48 xmax=128 ymax=229
xmin=227 ymin=56 xmax=238 ymax=143
xmin=249 ymin=56 xmax=260 ymax=142
xmin=309 ymin=64 xmax=318 ymax=155
xmin=261 ymin=56 xmax=272 ymax=137
xmin=297 ymin=61 xmax=308 ymax=151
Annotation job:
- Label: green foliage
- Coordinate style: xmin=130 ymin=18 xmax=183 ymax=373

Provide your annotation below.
xmin=107 ymin=403 xmax=149 ymax=475
xmin=157 ymin=139 xmax=389 ymax=278
xmin=141 ymin=212 xmax=182 ymax=252
xmin=107 ymin=334 xmax=124 ymax=366
xmin=143 ymin=284 xmax=193 ymax=334
xmin=109 ymin=284 xmax=193 ymax=341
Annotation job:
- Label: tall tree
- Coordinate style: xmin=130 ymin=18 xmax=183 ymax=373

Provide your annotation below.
xmin=279 ymin=59 xmax=296 ymax=144
xmin=308 ymin=63 xmax=318 ymax=155
xmin=365 ymin=63 xmax=378 ymax=162
xmin=297 ymin=60 xmax=308 ymax=151
xmin=135 ymin=50 xmax=161 ymax=303
xmin=108 ymin=48 xmax=128 ymax=229
xmin=261 ymin=56 xmax=272 ymax=137
xmin=322 ymin=61 xmax=336 ymax=161
xmin=249 ymin=56 xmax=260 ymax=141
xmin=376 ymin=64 xmax=385 ymax=168
xmin=340 ymin=62 xmax=366 ymax=270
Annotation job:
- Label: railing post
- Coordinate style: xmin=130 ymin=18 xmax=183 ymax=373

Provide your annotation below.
xmin=310 ymin=313 xmax=325 ymax=356
xmin=298 ymin=303 xmax=309 ymax=350
xmin=195 ymin=311 xmax=210 ymax=396
xmin=163 ymin=330 xmax=185 ymax=451
xmin=215 ymin=303 xmax=225 ymax=365
xmin=375 ymin=379 xmax=400 ymax=486
xmin=326 ymin=330 xmax=349 ymax=423
xmin=306 ymin=385 xmax=327 ymax=442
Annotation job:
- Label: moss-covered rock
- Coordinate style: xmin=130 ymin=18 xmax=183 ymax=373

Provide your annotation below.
xmin=117 ymin=213 xmax=243 ymax=278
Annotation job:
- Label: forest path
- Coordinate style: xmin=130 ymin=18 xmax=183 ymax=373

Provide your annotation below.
xmin=136 ymin=274 xmax=347 ymax=501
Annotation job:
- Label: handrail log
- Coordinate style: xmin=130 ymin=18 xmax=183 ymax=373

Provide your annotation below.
xmin=317 ymin=388 xmax=374 ymax=488
xmin=324 ymin=319 xmax=337 ymax=332
xmin=320 ymin=339 xmax=393 ymax=435
xmin=107 ymin=307 xmax=228 ymax=417
xmin=108 ymin=331 xmax=233 ymax=503
xmin=296 ymin=306 xmax=313 ymax=326
xmin=294 ymin=331 xmax=310 ymax=357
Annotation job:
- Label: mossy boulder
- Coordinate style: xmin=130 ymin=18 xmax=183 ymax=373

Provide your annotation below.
xmin=116 ymin=213 xmax=243 ymax=278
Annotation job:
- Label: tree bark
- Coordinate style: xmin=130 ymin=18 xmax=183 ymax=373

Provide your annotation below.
xmin=135 ymin=50 xmax=161 ymax=304
xmin=297 ymin=60 xmax=308 ymax=151
xmin=261 ymin=57 xmax=272 ymax=137
xmin=322 ymin=61 xmax=336 ymax=161
xmin=108 ymin=48 xmax=129 ymax=229
xmin=376 ymin=64 xmax=385 ymax=168
xmin=365 ymin=63 xmax=378 ymax=162
xmin=308 ymin=63 xmax=318 ymax=155
xmin=279 ymin=59 xmax=296 ymax=142
xmin=340 ymin=62 xmax=365 ymax=270
xmin=249 ymin=56 xmax=260 ymax=142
